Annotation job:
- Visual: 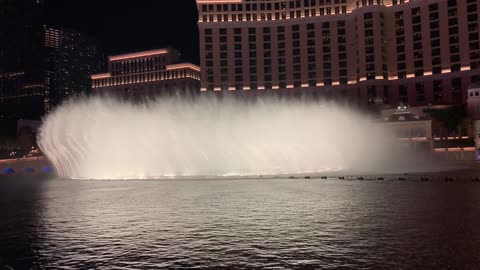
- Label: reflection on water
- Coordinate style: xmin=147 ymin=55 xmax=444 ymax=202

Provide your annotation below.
xmin=1 ymin=178 xmax=480 ymax=269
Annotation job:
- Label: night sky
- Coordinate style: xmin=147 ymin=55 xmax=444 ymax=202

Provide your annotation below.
xmin=45 ymin=0 xmax=200 ymax=64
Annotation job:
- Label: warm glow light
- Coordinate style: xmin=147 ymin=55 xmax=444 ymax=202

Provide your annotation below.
xmin=91 ymin=73 xmax=111 ymax=79
xmin=197 ymin=0 xmax=243 ymax=3
xmin=0 ymin=72 xmax=24 ymax=78
xmin=23 ymin=84 xmax=45 ymax=89
xmin=435 ymin=147 xmax=477 ymax=152
xmin=109 ymin=49 xmax=168 ymax=61
xmin=410 ymin=137 xmax=428 ymax=142
xmin=440 ymin=136 xmax=471 ymax=140
xmin=461 ymin=66 xmax=471 ymax=71
xmin=166 ymin=63 xmax=201 ymax=72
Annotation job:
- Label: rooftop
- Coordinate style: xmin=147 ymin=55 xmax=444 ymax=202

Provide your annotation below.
xmin=109 ymin=49 xmax=170 ymax=61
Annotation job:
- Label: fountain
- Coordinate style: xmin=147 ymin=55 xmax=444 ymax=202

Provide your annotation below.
xmin=38 ymin=97 xmax=434 ymax=180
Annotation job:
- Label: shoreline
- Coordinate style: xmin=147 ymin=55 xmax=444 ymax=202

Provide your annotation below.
xmin=1 ymin=157 xmax=479 ymax=179
xmin=0 ymin=157 xmax=52 ymax=175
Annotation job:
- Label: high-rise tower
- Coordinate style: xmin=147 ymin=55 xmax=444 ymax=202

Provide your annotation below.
xmin=44 ymin=27 xmax=104 ymax=109
xmin=0 ymin=0 xmax=47 ymax=120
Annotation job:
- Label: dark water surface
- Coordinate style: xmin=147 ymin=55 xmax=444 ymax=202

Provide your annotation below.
xmin=1 ymin=178 xmax=480 ymax=269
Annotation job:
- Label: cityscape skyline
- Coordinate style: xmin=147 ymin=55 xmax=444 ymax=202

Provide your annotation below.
xmin=22 ymin=0 xmax=480 ymax=108
xmin=0 ymin=0 xmax=479 ymax=124
xmin=45 ymin=0 xmax=201 ymax=64
xmin=91 ymin=48 xmax=201 ymax=99
xmin=3 ymin=2 xmax=480 ymax=269
xmin=0 ymin=0 xmax=105 ymax=121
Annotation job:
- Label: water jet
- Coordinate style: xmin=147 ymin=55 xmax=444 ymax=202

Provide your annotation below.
xmin=38 ymin=97 xmax=439 ymax=180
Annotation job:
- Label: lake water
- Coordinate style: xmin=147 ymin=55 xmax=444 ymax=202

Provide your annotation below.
xmin=1 ymin=177 xmax=480 ymax=269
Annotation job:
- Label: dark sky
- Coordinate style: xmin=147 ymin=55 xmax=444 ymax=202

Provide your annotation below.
xmin=45 ymin=0 xmax=200 ymax=64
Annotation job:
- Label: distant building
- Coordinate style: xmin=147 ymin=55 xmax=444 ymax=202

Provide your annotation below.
xmin=382 ymin=105 xmax=433 ymax=152
xmin=382 ymin=103 xmax=478 ymax=160
xmin=0 ymin=1 xmax=104 ymax=119
xmin=0 ymin=0 xmax=47 ymax=120
xmin=44 ymin=27 xmax=104 ymax=110
xmin=196 ymin=0 xmax=480 ymax=106
xmin=91 ymin=48 xmax=200 ymax=99
xmin=467 ymin=82 xmax=480 ymax=159
xmin=467 ymin=82 xmax=480 ymax=118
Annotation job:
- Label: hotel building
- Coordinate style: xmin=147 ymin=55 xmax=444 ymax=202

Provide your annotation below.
xmin=196 ymin=0 xmax=480 ymax=106
xmin=45 ymin=27 xmax=104 ymax=110
xmin=91 ymin=48 xmax=201 ymax=99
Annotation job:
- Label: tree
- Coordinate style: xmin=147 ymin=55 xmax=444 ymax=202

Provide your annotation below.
xmin=424 ymin=106 xmax=467 ymax=133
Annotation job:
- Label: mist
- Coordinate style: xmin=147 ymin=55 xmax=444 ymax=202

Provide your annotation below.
xmin=38 ymin=96 xmax=439 ymax=179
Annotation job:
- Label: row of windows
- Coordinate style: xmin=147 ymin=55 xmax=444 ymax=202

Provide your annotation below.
xmin=202 ymin=0 xmax=480 ymax=84
xmin=467 ymin=0 xmax=480 ymax=68
xmin=93 ymin=70 xmax=200 ymax=88
xmin=101 ymin=82 xmax=197 ymax=94
xmin=203 ymin=61 xmax=478 ymax=88
xmin=205 ymin=23 xmax=353 ymax=85
xmin=201 ymin=0 xmax=347 ymax=13
xmin=203 ymin=76 xmax=477 ymax=105
xmin=357 ymin=0 xmax=382 ymax=8
xmin=201 ymin=5 xmax=348 ymax=22
xmin=394 ymin=1 xmax=479 ymax=77
xmin=397 ymin=78 xmax=466 ymax=104
xmin=110 ymin=57 xmax=166 ymax=75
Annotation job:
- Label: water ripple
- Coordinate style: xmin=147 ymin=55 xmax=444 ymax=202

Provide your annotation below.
xmin=1 ymin=179 xmax=480 ymax=269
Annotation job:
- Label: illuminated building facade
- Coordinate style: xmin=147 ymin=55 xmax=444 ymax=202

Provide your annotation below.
xmin=91 ymin=48 xmax=201 ymax=99
xmin=196 ymin=0 xmax=480 ymax=106
xmin=45 ymin=27 xmax=104 ymax=109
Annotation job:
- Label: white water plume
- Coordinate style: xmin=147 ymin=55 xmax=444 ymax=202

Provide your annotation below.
xmin=38 ymin=97 xmax=435 ymax=179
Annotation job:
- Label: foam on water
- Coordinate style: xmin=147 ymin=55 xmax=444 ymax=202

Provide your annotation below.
xmin=38 ymin=97 xmax=435 ymax=179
